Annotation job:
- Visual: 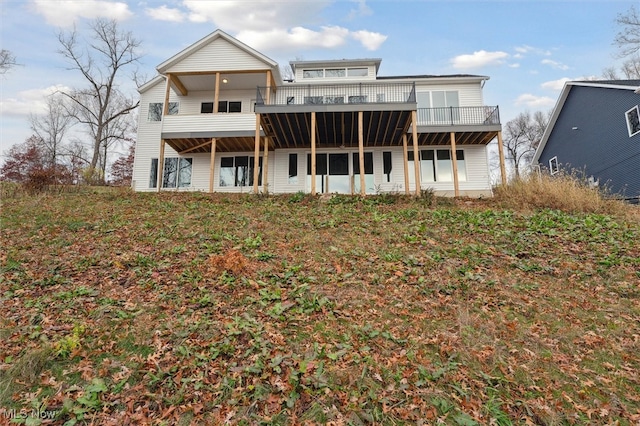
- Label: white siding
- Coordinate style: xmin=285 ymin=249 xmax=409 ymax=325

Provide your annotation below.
xmin=165 ymin=38 xmax=269 ymax=73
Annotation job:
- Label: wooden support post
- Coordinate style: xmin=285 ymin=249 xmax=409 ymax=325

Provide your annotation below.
xmin=411 ymin=110 xmax=420 ymax=196
xmin=311 ymin=111 xmax=317 ymax=195
xmin=450 ymin=132 xmax=459 ymax=197
xmin=254 ymin=114 xmax=261 ymax=194
xmin=157 ymin=139 xmax=165 ymax=192
xmin=358 ymin=111 xmax=366 ymax=196
xmin=497 ymin=131 xmax=507 ymax=186
xmin=163 ymin=75 xmax=171 ymax=116
xmin=209 ymin=138 xmax=216 ymax=193
xmin=265 ymin=70 xmax=272 ymax=104
xmin=214 ymin=72 xmax=220 ymax=114
xmin=402 ymin=134 xmax=409 ymax=195
xmin=262 ymin=137 xmax=269 ymax=194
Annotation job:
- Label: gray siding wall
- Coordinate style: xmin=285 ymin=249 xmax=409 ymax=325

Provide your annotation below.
xmin=538 ymin=85 xmax=640 ymax=198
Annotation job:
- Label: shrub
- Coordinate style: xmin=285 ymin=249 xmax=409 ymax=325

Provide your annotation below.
xmin=493 ymin=172 xmax=633 ymax=218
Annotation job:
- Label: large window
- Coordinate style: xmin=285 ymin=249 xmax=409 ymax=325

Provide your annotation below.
xmin=301 ymin=67 xmax=370 ymax=79
xmin=219 ymin=156 xmax=262 ymax=187
xmin=149 ymin=158 xmax=158 ymax=188
xmin=148 ymin=102 xmax=178 ymax=121
xmin=149 ymin=158 xmax=192 ymax=188
xmin=218 ymin=101 xmax=242 ymax=113
xmin=302 ymin=69 xmax=323 ymax=79
xmin=408 ymin=149 xmax=466 ymax=183
xmin=626 ymin=105 xmax=640 ymax=137
xmin=383 ymin=151 xmax=392 ymax=182
xmin=288 ymin=153 xmax=298 ymax=184
xmin=163 ymin=158 xmax=192 ymax=188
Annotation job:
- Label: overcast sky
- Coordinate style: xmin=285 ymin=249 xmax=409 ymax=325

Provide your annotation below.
xmin=0 ymin=0 xmax=636 ymax=157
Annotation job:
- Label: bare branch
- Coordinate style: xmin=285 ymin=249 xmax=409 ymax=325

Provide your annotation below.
xmin=0 ymin=49 xmax=17 ymax=74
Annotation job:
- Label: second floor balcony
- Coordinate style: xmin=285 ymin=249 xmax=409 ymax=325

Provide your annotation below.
xmin=256 ymin=82 xmax=417 ymax=110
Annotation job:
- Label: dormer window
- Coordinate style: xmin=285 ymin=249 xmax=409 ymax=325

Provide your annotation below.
xmin=326 ymin=68 xmax=346 ymax=78
xmin=347 ymin=68 xmax=368 ymax=77
xmin=303 ymin=69 xmax=323 ymax=79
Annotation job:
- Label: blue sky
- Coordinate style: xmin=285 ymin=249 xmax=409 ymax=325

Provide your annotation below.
xmin=0 ymin=0 xmax=637 ymax=158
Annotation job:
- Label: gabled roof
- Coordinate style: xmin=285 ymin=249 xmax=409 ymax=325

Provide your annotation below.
xmin=532 ymin=80 xmax=640 ymax=163
xmin=138 ymin=74 xmax=165 ymax=94
xmin=156 ymin=29 xmax=279 ymax=74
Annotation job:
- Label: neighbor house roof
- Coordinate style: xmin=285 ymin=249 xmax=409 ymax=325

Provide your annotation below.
xmin=532 ymin=80 xmax=640 ymax=163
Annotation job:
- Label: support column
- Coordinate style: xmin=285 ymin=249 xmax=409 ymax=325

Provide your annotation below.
xmin=209 ymin=138 xmax=217 ymax=193
xmin=311 ymin=112 xmax=317 ymax=195
xmin=265 ymin=70 xmax=272 ymax=104
xmin=411 ymin=110 xmax=420 ymax=196
xmin=358 ymin=111 xmax=366 ymax=196
xmin=497 ymin=131 xmax=507 ymax=186
xmin=163 ymin=75 xmax=171 ymax=116
xmin=262 ymin=137 xmax=269 ymax=194
xmin=402 ymin=134 xmax=410 ymax=195
xmin=254 ymin=114 xmax=261 ymax=194
xmin=157 ymin=139 xmax=165 ymax=192
xmin=214 ymin=72 xmax=220 ymax=113
xmin=450 ymin=132 xmax=459 ymax=197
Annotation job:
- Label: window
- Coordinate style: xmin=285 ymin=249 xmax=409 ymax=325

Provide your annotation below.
xmin=149 ymin=158 xmax=158 ymax=188
xmin=436 ymin=149 xmax=452 ymax=182
xmin=347 ymin=67 xmax=368 ymax=77
xmin=201 ymin=102 xmax=214 ymax=114
xmin=162 ymin=158 xmax=192 ymax=188
xmin=626 ymin=105 xmax=640 ymax=137
xmin=219 ymin=156 xmax=262 ymax=187
xmin=303 ymin=69 xmax=323 ymax=79
xmin=304 ymin=96 xmax=324 ymax=105
xmin=407 ymin=149 xmax=466 ymax=183
xmin=420 ymin=150 xmax=436 ymax=182
xmin=383 ymin=151 xmax=392 ymax=182
xmin=148 ymin=102 xmax=178 ymax=121
xmin=326 ymin=68 xmax=346 ymax=78
xmin=352 ymin=152 xmax=374 ymax=194
xmin=289 ymin=153 xmax=298 ymax=184
xmin=376 ymin=93 xmax=386 ymax=103
xmin=549 ymin=156 xmax=559 ymax=175
xmin=348 ymin=95 xmax=367 ymax=104
xmin=218 ymin=101 xmax=242 ymax=113
xmin=455 ymin=150 xmax=466 ymax=181
xmin=325 ymin=96 xmax=344 ymax=104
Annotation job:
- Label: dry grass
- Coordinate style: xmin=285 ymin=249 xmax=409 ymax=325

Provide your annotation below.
xmin=493 ymin=172 xmax=637 ymax=219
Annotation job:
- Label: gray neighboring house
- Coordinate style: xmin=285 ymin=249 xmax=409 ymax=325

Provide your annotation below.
xmin=533 ymin=80 xmax=640 ymax=201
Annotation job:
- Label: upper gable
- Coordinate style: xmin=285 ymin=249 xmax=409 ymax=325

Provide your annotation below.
xmin=158 ymin=32 xmax=276 ymax=74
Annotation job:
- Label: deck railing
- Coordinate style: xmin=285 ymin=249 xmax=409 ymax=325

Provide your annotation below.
xmin=417 ymin=106 xmax=500 ymax=126
xmin=256 ymin=82 xmax=416 ymax=106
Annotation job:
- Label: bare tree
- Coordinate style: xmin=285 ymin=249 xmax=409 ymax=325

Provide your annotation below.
xmin=615 ymin=6 xmax=640 ymax=58
xmin=0 ymin=49 xmax=17 ymax=74
xmin=503 ymin=110 xmax=550 ymax=179
xmin=29 ymin=93 xmax=74 ymax=168
xmin=602 ymin=55 xmax=640 ymax=79
xmin=57 ymin=18 xmax=141 ymax=183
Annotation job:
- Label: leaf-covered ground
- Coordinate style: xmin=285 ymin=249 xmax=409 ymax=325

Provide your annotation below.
xmin=1 ymin=190 xmax=639 ymax=425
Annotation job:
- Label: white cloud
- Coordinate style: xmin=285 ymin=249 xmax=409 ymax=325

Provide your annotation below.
xmin=348 ymin=0 xmax=373 ymax=20
xmin=145 ymin=6 xmax=185 ymax=23
xmin=508 ymin=63 xmax=521 ymax=68
xmin=515 ymin=93 xmax=556 ymax=108
xmin=182 ymin=0 xmax=330 ymax=32
xmin=451 ymin=50 xmax=509 ymax=69
xmin=351 ymin=30 xmax=387 ymax=51
xmin=541 ymin=78 xmax=572 ymax=91
xmin=236 ymin=26 xmax=351 ymax=51
xmin=30 ymin=0 xmax=132 ymax=27
xmin=514 ymin=45 xmax=551 ymax=56
xmin=541 ymin=59 xmax=569 ymax=70
xmin=0 ymin=85 xmax=71 ymax=117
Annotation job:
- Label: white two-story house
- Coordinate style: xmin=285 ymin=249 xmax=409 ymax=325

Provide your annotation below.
xmin=132 ymin=29 xmax=506 ymax=196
